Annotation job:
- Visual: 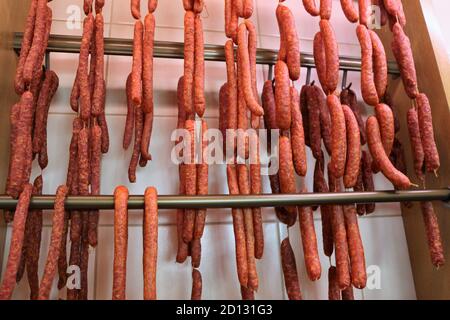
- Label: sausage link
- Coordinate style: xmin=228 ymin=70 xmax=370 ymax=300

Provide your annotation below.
xmin=319 ymin=20 xmax=339 ymax=94
xmin=281 ymin=238 xmax=302 ymax=300
xmin=84 ymin=0 xmax=93 ymax=14
xmin=78 ymin=127 xmax=90 ymax=197
xmin=131 ymin=0 xmax=140 ymax=19
xmin=237 ymin=24 xmax=264 ymax=116
xmin=307 ymin=85 xmax=323 ymax=160
xmin=416 ymin=93 xmax=440 ymax=173
xmin=249 ymin=133 xmax=263 ymax=260
xmin=420 ymin=201 xmax=445 ymax=268
xmin=327 ymin=95 xmax=347 ymax=179
xmin=356 ymin=25 xmax=379 ymax=106
xmin=225 ymin=40 xmax=238 ymax=131
xmin=57 ymin=209 xmax=69 ymax=290
xmin=78 ymin=214 xmax=89 ymax=300
xmin=369 ymin=30 xmax=388 ymax=99
xmin=244 ymin=20 xmax=260 ymax=129
xmin=95 ymin=0 xmax=105 ymax=14
xmin=191 ymin=238 xmax=201 ymax=268
xmin=242 ymin=0 xmax=253 ymax=19
xmin=366 ymin=116 xmax=412 ymax=189
xmin=354 ymin=161 xmax=366 ymax=215
xmin=38 ymin=185 xmax=68 ymax=300
xmin=176 ymin=165 xmax=189 ymax=263
xmin=184 ymin=11 xmax=195 ymax=116
xmin=275 ymin=60 xmax=291 ymax=130
xmin=276 ymin=5 xmax=301 ymax=81
xmin=113 ymin=186 xmax=129 ymax=300
xmin=298 ymin=189 xmax=321 ymax=281
xmin=194 ymin=15 xmax=206 ymax=117
xmin=219 ymin=83 xmax=229 ymax=150
xmin=91 ymin=13 xmax=105 ymax=117
xmin=183 ymin=0 xmax=194 ymax=11
xmin=183 ymin=120 xmax=197 ymax=243
xmin=226 ymin=165 xmax=249 ymax=287
xmin=318 ymin=89 xmax=332 ymax=156
xmin=278 ymin=136 xmax=297 ymax=215
xmin=131 ymin=20 xmax=143 ymax=106
xmin=78 ymin=14 xmax=95 ymax=120
xmin=328 ymin=266 xmax=341 ymax=300
xmin=340 ymin=85 xmax=366 ymax=145
xmin=342 ymin=285 xmax=354 ymax=300
xmin=315 ymin=161 xmax=334 ymax=257
xmin=290 ymin=87 xmax=307 ymax=176
xmin=14 ymin=0 xmax=38 ymax=94
xmin=262 ymin=80 xmax=278 ymax=131
xmin=128 ymin=106 xmax=144 ymax=183
xmin=194 ymin=120 xmax=208 ymax=240
xmin=313 ymin=32 xmax=329 ymax=93
xmin=123 ymin=74 xmax=135 ymax=150
xmin=342 ymin=105 xmax=361 ymax=189
xmin=70 ymin=71 xmax=80 ymax=112
xmin=391 ymin=23 xmax=418 ymax=99
xmin=407 ymin=108 xmax=425 ymax=182
xmin=148 ymin=0 xmax=158 ymax=13
xmin=320 ymin=0 xmax=332 ymax=19
xmin=375 ymin=103 xmax=395 ymax=156
xmin=302 ymin=0 xmax=320 ymax=16
xmin=0 ymin=184 xmax=32 ymax=300
xmin=343 ymin=204 xmax=367 ymax=289
xmin=225 ymin=0 xmax=233 ymax=39
xmin=193 ymin=0 xmax=204 ymax=14
xmin=358 ymin=0 xmax=370 ymax=26
xmin=22 ymin=0 xmax=47 ymax=86
xmin=66 ymin=239 xmax=80 ymax=300
xmin=143 ymin=187 xmax=158 ymax=300
xmin=361 ymin=150 xmax=375 ymax=213
xmin=240 ymin=285 xmax=254 ymax=300
xmin=340 ymin=0 xmax=358 ymax=23
xmin=299 ymin=85 xmax=311 ymax=148
xmin=237 ymin=165 xmax=258 ymax=291
xmin=98 ymin=108 xmax=110 ymax=154
xmin=88 ymin=124 xmax=102 ymax=247
xmin=191 ymin=269 xmax=202 ymax=300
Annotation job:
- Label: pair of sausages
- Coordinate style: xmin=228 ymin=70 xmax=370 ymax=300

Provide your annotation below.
xmin=131 ymin=0 xmax=158 ymax=19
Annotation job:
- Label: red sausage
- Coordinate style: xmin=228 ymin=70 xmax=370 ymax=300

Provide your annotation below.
xmin=356 ymin=25 xmax=379 ymax=106
xmin=113 ymin=186 xmax=129 ymax=300
xmin=131 ymin=20 xmax=143 ymax=106
xmin=340 ymin=0 xmax=358 ymax=23
xmin=290 ymin=86 xmax=307 ymax=177
xmin=327 ymin=95 xmax=347 ymax=179
xmin=342 ymin=105 xmax=361 ymax=189
xmin=420 ymin=201 xmax=445 ymax=268
xmin=319 ymin=20 xmax=339 ymax=94
xmin=275 ymin=60 xmax=291 ymax=130
xmin=280 ymin=238 xmax=302 ymax=300
xmin=143 ymin=187 xmax=158 ymax=300
xmin=406 ymin=108 xmax=425 ymax=182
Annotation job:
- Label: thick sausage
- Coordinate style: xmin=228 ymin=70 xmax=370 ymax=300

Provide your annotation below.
xmin=131 ymin=0 xmax=140 ymax=19
xmin=306 ymin=85 xmax=323 ymax=160
xmin=358 ymin=0 xmax=370 ymax=27
xmin=183 ymin=120 xmax=197 ymax=243
xmin=276 ymin=5 xmax=301 ymax=81
xmin=38 ymin=185 xmax=68 ymax=300
xmin=113 ymin=186 xmax=129 ymax=300
xmin=327 ymin=95 xmax=347 ymax=179
xmin=194 ymin=15 xmax=206 ymax=117
xmin=356 ymin=25 xmax=379 ymax=106
xmin=420 ymin=201 xmax=445 ymax=268
xmin=131 ymin=20 xmax=143 ymax=106
xmin=313 ymin=32 xmax=329 ymax=94
xmin=416 ymin=93 xmax=440 ymax=173
xmin=369 ymin=30 xmax=388 ymax=99
xmin=0 ymin=184 xmax=32 ymax=300
xmin=183 ymin=11 xmax=195 ymax=116
xmin=275 ymin=60 xmax=291 ymax=130
xmin=290 ymin=87 xmax=307 ymax=177
xmin=340 ymin=0 xmax=358 ymax=23
xmin=375 ymin=103 xmax=395 ymax=156
xmin=281 ymin=238 xmax=302 ymax=300
xmin=242 ymin=0 xmax=253 ymax=19
xmin=226 ymin=165 xmax=249 ymax=287
xmin=343 ymin=204 xmax=367 ymax=289
xmin=298 ymin=189 xmax=321 ymax=281
xmin=342 ymin=105 xmax=361 ymax=189
xmin=320 ymin=0 xmax=332 ymax=20
xmin=407 ymin=108 xmax=425 ymax=182
xmin=191 ymin=269 xmax=202 ymax=300
xmin=143 ymin=187 xmax=158 ymax=300
xmin=319 ymin=20 xmax=339 ymax=94
xmin=123 ymin=74 xmax=134 ymax=150
xmin=366 ymin=116 xmax=412 ymax=189
xmin=302 ymin=0 xmax=320 ymax=16
xmin=391 ymin=23 xmax=418 ymax=99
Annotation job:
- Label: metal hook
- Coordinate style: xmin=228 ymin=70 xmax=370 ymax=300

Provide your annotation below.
xmin=341 ymin=70 xmax=348 ymax=90
xmin=306 ymin=67 xmax=311 ymax=85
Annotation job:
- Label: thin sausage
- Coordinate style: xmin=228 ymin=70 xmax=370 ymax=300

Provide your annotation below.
xmin=416 ymin=93 xmax=440 ymax=173
xmin=366 ymin=116 xmax=412 ymax=189
xmin=356 ymin=25 xmax=379 ymax=106
xmin=143 ymin=187 xmax=158 ymax=300
xmin=123 ymin=74 xmax=134 ymax=150
xmin=342 ymin=104 xmax=361 ymax=189
xmin=131 ymin=0 xmax=140 ymax=19
xmin=225 ymin=0 xmax=233 ymax=39
xmin=92 ymin=13 xmax=105 ymax=116
xmin=225 ymin=40 xmax=238 ymax=131
xmin=327 ymin=95 xmax=347 ymax=179
xmin=340 ymin=85 xmax=366 ymax=145
xmin=184 ymin=11 xmax=195 ymax=116
xmin=358 ymin=0 xmax=370 ymax=27
xmin=131 ymin=20 xmax=143 ymax=106
xmin=340 ymin=0 xmax=358 ymax=23
xmin=113 ymin=186 xmax=129 ymax=300
xmin=0 ymin=184 xmax=32 ymax=300
xmin=290 ymin=86 xmax=307 ymax=177
xmin=319 ymin=20 xmax=339 ymax=94
xmin=194 ymin=120 xmax=208 ymax=240
xmin=375 ymin=103 xmax=394 ymax=156
xmin=369 ymin=30 xmax=388 ymax=99
xmin=343 ymin=204 xmax=367 ymax=289
xmin=342 ymin=285 xmax=354 ymax=300
xmin=249 ymin=133 xmax=263 ymax=260
xmin=420 ymin=201 xmax=445 ymax=268
xmin=88 ymin=124 xmax=102 ymax=247
xmin=78 ymin=14 xmax=95 ymax=120
xmin=302 ymin=0 xmax=320 ymax=16
xmin=98 ymin=107 xmax=109 ymax=154
xmin=275 ymin=60 xmax=291 ymax=130
xmin=148 ymin=0 xmax=158 ymax=13
xmin=407 ymin=108 xmax=425 ymax=182
xmin=38 ymin=185 xmax=68 ymax=300
xmin=280 ymin=238 xmax=302 ymax=300
xmin=183 ymin=120 xmax=197 ymax=243
xmin=219 ymin=83 xmax=229 ymax=150
xmin=191 ymin=269 xmax=202 ymax=300
xmin=299 ymin=85 xmax=311 ymax=147
xmin=176 ymin=165 xmax=189 ymax=264
xmin=194 ymin=15 xmax=206 ymax=117
xmin=328 ymin=266 xmax=341 ymax=300
xmin=128 ymin=106 xmax=144 ymax=183
xmin=354 ymin=161 xmax=366 ymax=215
xmin=278 ymin=136 xmax=297 ymax=215
xmin=318 ymin=88 xmax=332 ymax=156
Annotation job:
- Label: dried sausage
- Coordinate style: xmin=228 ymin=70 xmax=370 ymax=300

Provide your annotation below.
xmin=328 ymin=266 xmax=341 ymax=300
xmin=143 ymin=187 xmax=158 ymax=300
xmin=249 ymin=134 xmax=263 ymax=260
xmin=88 ymin=124 xmax=102 ymax=247
xmin=219 ymin=83 xmax=229 ymax=150
xmin=276 ymin=5 xmax=300 ymax=81
xmin=194 ymin=15 xmax=206 ymax=117
xmin=356 ymin=25 xmax=379 ymax=106
xmin=358 ymin=0 xmax=370 ymax=27
xmin=342 ymin=105 xmax=361 ymax=189
xmin=95 ymin=0 xmax=105 ymax=14
xmin=307 ymin=85 xmax=323 ymax=160
xmin=131 ymin=20 xmax=143 ymax=106
xmin=92 ymin=13 xmax=105 ymax=117
xmin=375 ymin=103 xmax=394 ymax=156
xmin=280 ymin=238 xmax=302 ymax=300
xmin=128 ymin=106 xmax=144 ymax=183
xmin=407 ymin=108 xmax=424 ymax=182
xmin=340 ymin=85 xmax=366 ymax=145
xmin=183 ymin=120 xmax=197 ymax=243
xmin=366 ymin=116 xmax=412 ymax=189
xmin=123 ymin=74 xmax=134 ymax=150
xmin=184 ymin=11 xmax=195 ymax=116
xmin=183 ymin=0 xmax=194 ymax=11
xmin=225 ymin=40 xmax=238 ymax=131
xmin=278 ymin=136 xmax=297 ymax=215
xmin=327 ymin=95 xmax=347 ymax=179
xmin=416 ymin=93 xmax=440 ymax=173
xmin=194 ymin=120 xmax=208 ymax=240
xmin=290 ymin=87 xmax=307 ymax=177
xmin=342 ymin=285 xmax=354 ymax=300
xmin=148 ymin=0 xmax=158 ymax=13
xmin=318 ymin=89 xmax=332 ymax=156
xmin=131 ymin=0 xmax=140 ymax=19
xmin=302 ymin=0 xmax=320 ymax=16
xmin=340 ymin=0 xmax=358 ymax=23
xmin=191 ymin=269 xmax=202 ymax=300
xmin=313 ymin=32 xmax=329 ymax=94
xmin=361 ymin=150 xmax=375 ymax=214
xmin=78 ymin=14 xmax=95 ymax=120
xmin=319 ymin=20 xmax=339 ymax=94
xmin=38 ymin=185 xmax=68 ymax=300
xmin=275 ymin=60 xmax=291 ymax=130
xmin=176 ymin=165 xmax=189 ymax=264
xmin=113 ymin=186 xmax=129 ymax=300
xmin=320 ymin=0 xmax=332 ymax=20
xmin=242 ymin=0 xmax=253 ymax=19
xmin=420 ymin=202 xmax=445 ymax=268
xmin=193 ymin=0 xmax=204 ymax=14
xmin=369 ymin=30 xmax=388 ymax=99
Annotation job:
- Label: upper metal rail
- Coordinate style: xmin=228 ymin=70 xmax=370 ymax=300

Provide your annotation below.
xmin=0 ymin=189 xmax=448 ymax=210
xmin=13 ymin=33 xmax=400 ymax=74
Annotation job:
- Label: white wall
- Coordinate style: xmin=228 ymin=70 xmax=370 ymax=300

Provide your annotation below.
xmin=2 ymin=0 xmax=416 ymax=300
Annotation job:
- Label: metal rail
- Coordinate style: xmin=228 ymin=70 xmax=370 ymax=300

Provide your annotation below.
xmin=0 ymin=189 xmax=448 ymax=210
xmin=13 ymin=33 xmax=401 ymax=74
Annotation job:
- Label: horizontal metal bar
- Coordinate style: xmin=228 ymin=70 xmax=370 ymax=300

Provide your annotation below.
xmin=13 ymin=33 xmax=400 ymax=74
xmin=0 ymin=189 xmax=448 ymax=210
